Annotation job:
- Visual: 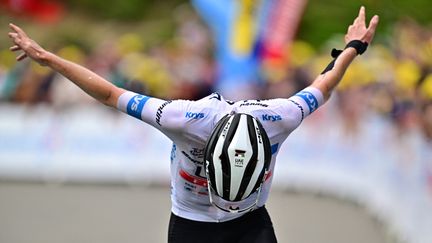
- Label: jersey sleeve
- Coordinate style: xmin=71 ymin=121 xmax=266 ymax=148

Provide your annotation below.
xmin=116 ymin=91 xmax=188 ymax=133
xmin=276 ymin=86 xmax=324 ymax=131
xmin=288 ymin=86 xmax=324 ymax=120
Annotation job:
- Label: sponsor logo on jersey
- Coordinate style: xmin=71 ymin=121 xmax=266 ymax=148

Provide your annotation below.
xmin=181 ymin=151 xmax=203 ymax=165
xmin=156 ymin=100 xmax=172 ymax=126
xmin=262 ymin=114 xmax=282 ymax=122
xmin=190 ymin=148 xmax=204 ymax=159
xmin=180 ymin=169 xmax=208 ymax=187
xmin=185 ymin=112 xmax=205 ymax=119
xmin=239 ymin=101 xmax=269 ymax=108
xmin=296 ymin=91 xmax=318 ymax=113
xmin=127 ymin=95 xmax=150 ymax=119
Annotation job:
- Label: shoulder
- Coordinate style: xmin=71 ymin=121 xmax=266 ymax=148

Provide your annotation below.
xmin=157 ymin=93 xmax=231 ymax=133
xmin=232 ymin=98 xmax=291 ymax=115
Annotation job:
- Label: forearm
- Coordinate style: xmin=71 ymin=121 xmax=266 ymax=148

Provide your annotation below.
xmin=310 ymin=6 xmax=379 ymax=101
xmin=311 ymin=47 xmax=357 ymax=100
xmin=42 ymin=51 xmax=124 ymax=107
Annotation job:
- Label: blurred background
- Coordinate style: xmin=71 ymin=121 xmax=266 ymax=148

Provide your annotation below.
xmin=0 ymin=0 xmax=431 ymax=243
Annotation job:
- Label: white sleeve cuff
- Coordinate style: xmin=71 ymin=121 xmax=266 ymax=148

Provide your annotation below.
xmin=290 ymin=87 xmax=324 ymax=115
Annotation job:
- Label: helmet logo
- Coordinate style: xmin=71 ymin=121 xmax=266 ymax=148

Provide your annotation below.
xmin=234 ymin=149 xmax=246 ymax=158
xmin=234 ymin=149 xmax=246 ymax=167
xmin=256 ymin=127 xmax=263 ymax=144
xmin=221 ymin=121 xmax=231 ymax=137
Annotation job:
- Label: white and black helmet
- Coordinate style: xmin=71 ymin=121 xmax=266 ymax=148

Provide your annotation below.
xmin=204 ymin=113 xmax=271 ymax=213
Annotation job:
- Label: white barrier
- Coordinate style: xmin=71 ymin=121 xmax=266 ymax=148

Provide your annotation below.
xmin=0 ymin=103 xmax=431 ymax=243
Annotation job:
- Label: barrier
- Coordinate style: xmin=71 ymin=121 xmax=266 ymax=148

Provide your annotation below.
xmin=0 ymin=103 xmax=431 ymax=243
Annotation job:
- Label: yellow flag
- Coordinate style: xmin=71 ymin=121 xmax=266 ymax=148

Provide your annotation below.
xmin=231 ymin=0 xmax=261 ymax=56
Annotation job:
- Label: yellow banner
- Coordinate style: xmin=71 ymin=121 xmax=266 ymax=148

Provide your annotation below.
xmin=231 ymin=0 xmax=261 ymax=56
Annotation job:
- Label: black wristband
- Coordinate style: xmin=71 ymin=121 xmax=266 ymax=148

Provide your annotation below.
xmin=330 ymin=40 xmax=368 ymax=58
xmin=331 ymin=48 xmax=343 ymax=58
xmin=322 ymin=40 xmax=368 ymax=74
xmin=345 ymin=40 xmax=368 ymax=55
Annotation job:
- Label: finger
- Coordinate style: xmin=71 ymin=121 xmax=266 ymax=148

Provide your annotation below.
xmin=8 ymin=32 xmax=18 ymax=39
xmin=16 ymin=53 xmax=28 ymax=61
xmin=9 ymin=45 xmax=21 ymax=52
xmin=9 ymin=23 xmax=27 ymax=38
xmin=367 ymin=15 xmax=380 ymax=31
xmin=359 ymin=6 xmax=366 ymax=21
xmin=365 ymin=15 xmax=380 ymax=42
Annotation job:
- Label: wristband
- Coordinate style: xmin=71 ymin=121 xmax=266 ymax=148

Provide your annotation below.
xmin=345 ymin=40 xmax=368 ymax=55
xmin=321 ymin=40 xmax=368 ymax=74
xmin=331 ymin=40 xmax=369 ymax=58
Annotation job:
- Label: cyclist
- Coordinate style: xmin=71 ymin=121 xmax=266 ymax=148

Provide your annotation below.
xmin=8 ymin=6 xmax=378 ymax=243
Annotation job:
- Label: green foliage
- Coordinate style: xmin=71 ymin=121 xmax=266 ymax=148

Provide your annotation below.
xmin=61 ymin=0 xmax=432 ymax=47
xmin=298 ymin=0 xmax=432 ymax=46
xmin=3 ymin=0 xmax=430 ymax=50
xmin=64 ymin=0 xmax=185 ymax=21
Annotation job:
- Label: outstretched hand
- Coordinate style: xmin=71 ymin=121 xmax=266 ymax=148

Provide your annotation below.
xmin=345 ymin=6 xmax=379 ymax=44
xmin=8 ymin=23 xmax=48 ymax=66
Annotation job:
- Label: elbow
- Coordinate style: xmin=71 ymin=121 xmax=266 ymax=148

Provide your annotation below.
xmin=311 ymin=77 xmax=335 ymax=100
xmin=102 ymin=87 xmax=123 ymax=108
xmin=102 ymin=90 xmax=114 ymax=107
xmin=323 ymin=91 xmax=332 ymax=101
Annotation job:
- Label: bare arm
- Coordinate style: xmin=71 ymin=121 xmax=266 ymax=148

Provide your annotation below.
xmin=311 ymin=6 xmax=379 ymax=100
xmin=8 ymin=23 xmax=125 ymax=107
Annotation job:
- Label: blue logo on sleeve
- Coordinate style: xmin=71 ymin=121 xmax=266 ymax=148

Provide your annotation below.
xmin=127 ymin=95 xmax=150 ymax=119
xmin=296 ymin=91 xmax=318 ymax=113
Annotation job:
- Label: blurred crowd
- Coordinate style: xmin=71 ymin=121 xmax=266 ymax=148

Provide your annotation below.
xmin=0 ymin=15 xmax=431 ymax=145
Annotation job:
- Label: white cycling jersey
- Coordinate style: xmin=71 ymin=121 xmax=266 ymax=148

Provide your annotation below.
xmin=117 ymin=87 xmax=324 ymax=222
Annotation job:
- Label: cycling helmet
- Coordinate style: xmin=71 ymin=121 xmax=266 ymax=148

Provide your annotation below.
xmin=204 ymin=113 xmax=271 ymax=213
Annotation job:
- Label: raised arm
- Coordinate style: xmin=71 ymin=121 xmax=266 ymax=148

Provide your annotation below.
xmin=8 ymin=23 xmax=125 ymax=107
xmin=311 ymin=6 xmax=379 ymax=100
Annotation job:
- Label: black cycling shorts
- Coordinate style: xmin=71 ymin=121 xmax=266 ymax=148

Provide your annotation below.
xmin=168 ymin=206 xmax=278 ymax=243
